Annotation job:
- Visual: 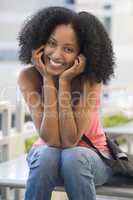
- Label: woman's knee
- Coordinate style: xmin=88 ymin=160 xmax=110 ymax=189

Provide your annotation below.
xmin=61 ymin=147 xmax=113 ymax=186
xmin=27 ymin=146 xmax=61 ymax=175
xmin=61 ymin=147 xmax=91 ymax=175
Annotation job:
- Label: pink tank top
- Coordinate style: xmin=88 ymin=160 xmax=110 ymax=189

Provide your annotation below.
xmin=33 ymin=87 xmax=110 ymax=155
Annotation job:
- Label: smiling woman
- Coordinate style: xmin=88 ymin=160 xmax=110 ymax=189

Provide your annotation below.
xmin=18 ymin=6 xmax=115 ymax=200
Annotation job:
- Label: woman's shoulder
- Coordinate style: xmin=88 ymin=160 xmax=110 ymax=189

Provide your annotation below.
xmin=82 ymin=75 xmax=103 ymax=91
xmin=18 ymin=66 xmax=43 ymax=89
xmin=18 ymin=66 xmax=41 ymax=81
xmin=71 ymin=75 xmax=103 ymax=96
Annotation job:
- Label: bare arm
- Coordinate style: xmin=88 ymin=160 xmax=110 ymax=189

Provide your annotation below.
xmin=59 ymin=77 xmax=102 ymax=148
xmin=59 ymin=79 xmax=78 ymax=147
xmin=40 ymin=77 xmax=60 ymax=146
xmin=58 ymin=54 xmax=85 ymax=147
xmin=18 ymin=67 xmax=61 ymax=147
xmin=58 ymin=53 xmax=102 ymax=148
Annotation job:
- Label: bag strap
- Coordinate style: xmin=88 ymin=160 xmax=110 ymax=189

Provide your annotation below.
xmin=82 ymin=134 xmax=128 ymax=160
xmin=81 ymin=134 xmax=105 ymax=158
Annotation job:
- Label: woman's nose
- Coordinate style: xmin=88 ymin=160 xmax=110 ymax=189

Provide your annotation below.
xmin=52 ymin=47 xmax=63 ymax=60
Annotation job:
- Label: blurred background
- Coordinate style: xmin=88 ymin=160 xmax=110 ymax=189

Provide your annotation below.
xmin=0 ymin=0 xmax=133 ymax=199
xmin=0 ymin=0 xmax=133 ymax=112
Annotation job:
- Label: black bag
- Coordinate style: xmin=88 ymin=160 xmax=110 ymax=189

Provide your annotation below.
xmin=82 ymin=134 xmax=133 ymax=177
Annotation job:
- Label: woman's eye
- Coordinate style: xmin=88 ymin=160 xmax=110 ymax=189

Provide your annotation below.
xmin=47 ymin=40 xmax=56 ymax=47
xmin=64 ymin=47 xmax=74 ymax=53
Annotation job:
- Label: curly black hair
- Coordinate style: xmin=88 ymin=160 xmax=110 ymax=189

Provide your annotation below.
xmin=18 ymin=6 xmax=115 ymax=84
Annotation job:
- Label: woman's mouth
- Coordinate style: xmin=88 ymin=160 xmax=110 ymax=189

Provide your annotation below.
xmin=49 ymin=59 xmax=63 ymax=69
xmin=45 ymin=56 xmax=71 ymax=72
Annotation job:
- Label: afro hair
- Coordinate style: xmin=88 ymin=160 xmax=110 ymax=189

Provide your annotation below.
xmin=18 ymin=6 xmax=115 ymax=84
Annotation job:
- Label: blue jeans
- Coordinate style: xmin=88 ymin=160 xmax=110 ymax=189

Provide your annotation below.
xmin=25 ymin=145 xmax=113 ymax=200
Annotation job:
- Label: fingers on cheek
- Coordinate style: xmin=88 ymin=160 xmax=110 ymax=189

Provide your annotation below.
xmin=43 ymin=54 xmax=47 ymax=64
xmin=77 ymin=57 xmax=80 ymax=64
xmin=38 ymin=55 xmax=42 ymax=68
xmin=74 ymin=59 xmax=79 ymax=66
xmin=34 ymin=55 xmax=40 ymax=68
xmin=39 ymin=55 xmax=46 ymax=70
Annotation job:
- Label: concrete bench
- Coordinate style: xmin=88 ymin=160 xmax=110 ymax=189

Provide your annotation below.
xmin=0 ymin=154 xmax=133 ymax=199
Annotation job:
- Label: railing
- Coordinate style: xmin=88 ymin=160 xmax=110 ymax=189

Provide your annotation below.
xmin=0 ymin=101 xmax=25 ymax=136
xmin=0 ymin=100 xmax=32 ymax=162
xmin=0 ymin=101 xmax=11 ymax=137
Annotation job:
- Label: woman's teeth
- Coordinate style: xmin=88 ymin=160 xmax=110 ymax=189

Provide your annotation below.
xmin=49 ymin=59 xmax=62 ymax=67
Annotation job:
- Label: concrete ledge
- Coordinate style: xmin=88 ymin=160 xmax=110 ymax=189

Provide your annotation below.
xmin=0 ymin=154 xmax=133 ymax=198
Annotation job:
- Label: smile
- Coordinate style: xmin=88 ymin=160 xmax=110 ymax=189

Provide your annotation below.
xmin=50 ymin=59 xmax=62 ymax=66
xmin=48 ymin=58 xmax=64 ymax=69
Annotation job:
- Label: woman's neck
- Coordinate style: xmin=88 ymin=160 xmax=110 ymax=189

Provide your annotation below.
xmin=53 ymin=76 xmax=59 ymax=90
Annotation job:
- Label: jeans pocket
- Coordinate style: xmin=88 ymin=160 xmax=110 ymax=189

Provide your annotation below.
xmin=27 ymin=147 xmax=41 ymax=169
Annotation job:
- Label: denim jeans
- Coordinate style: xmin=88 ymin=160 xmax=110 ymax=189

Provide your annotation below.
xmin=25 ymin=145 xmax=113 ymax=200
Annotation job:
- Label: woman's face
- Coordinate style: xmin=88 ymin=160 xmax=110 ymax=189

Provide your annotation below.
xmin=43 ymin=24 xmax=80 ymax=76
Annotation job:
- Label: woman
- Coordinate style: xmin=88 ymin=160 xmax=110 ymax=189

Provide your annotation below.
xmin=18 ymin=6 xmax=115 ymax=200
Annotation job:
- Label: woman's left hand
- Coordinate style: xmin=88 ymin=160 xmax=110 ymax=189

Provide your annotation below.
xmin=59 ymin=54 xmax=86 ymax=82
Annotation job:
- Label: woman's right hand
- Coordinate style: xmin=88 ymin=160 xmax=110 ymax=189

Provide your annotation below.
xmin=31 ymin=45 xmax=52 ymax=80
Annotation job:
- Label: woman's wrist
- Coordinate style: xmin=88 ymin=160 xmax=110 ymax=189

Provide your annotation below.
xmin=43 ymin=76 xmax=54 ymax=84
xmin=59 ymin=77 xmax=71 ymax=86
